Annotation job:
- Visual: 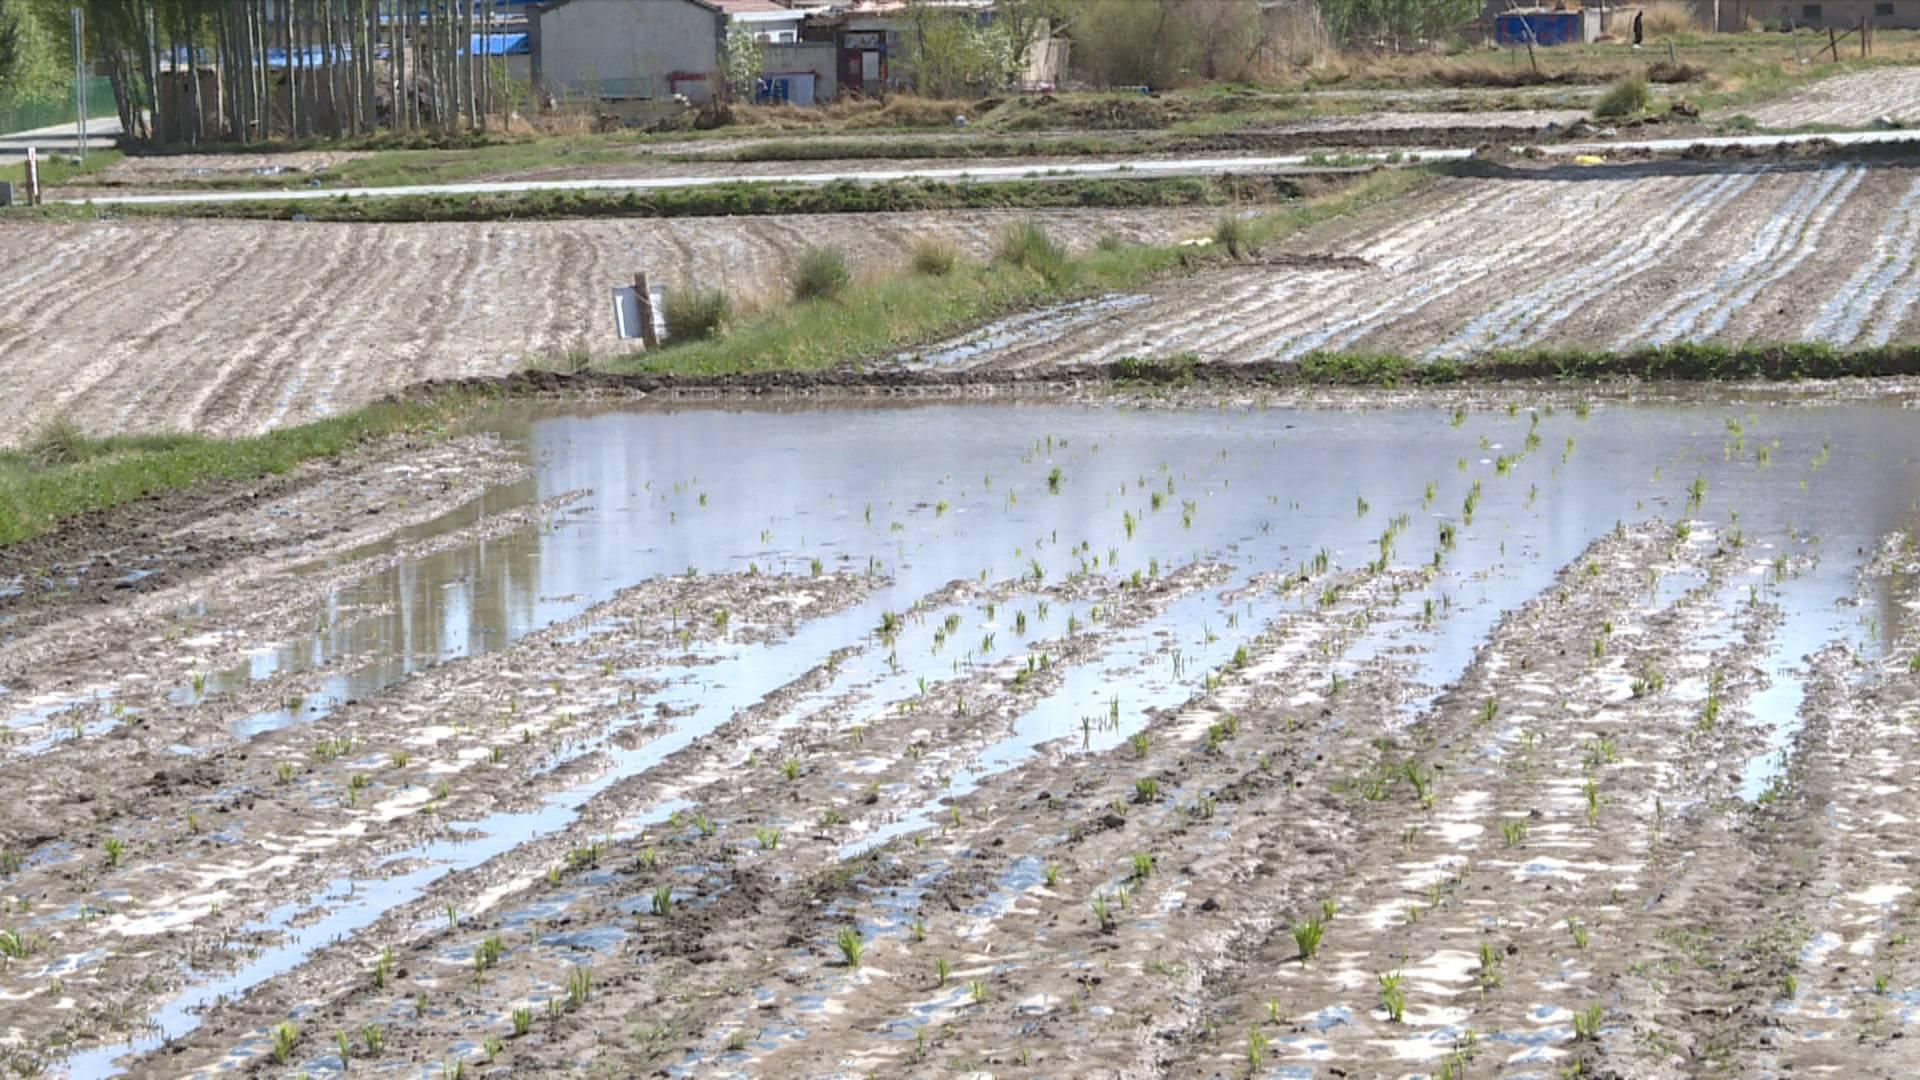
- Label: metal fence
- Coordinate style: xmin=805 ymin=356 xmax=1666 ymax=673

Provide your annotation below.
xmin=0 ymin=77 xmax=116 ymax=136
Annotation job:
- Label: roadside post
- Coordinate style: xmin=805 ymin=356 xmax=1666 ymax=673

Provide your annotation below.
xmin=611 ymin=275 xmax=666 ymax=347
xmin=635 ymin=272 xmax=660 ymax=350
xmin=71 ymin=7 xmax=87 ymax=159
xmin=26 ymin=147 xmax=40 ymax=205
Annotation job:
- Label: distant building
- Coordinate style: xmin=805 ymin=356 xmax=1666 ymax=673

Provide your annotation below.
xmin=800 ymin=0 xmax=1066 ymax=96
xmin=1709 ymin=0 xmax=1919 ymax=29
xmin=530 ymin=0 xmax=1064 ymax=109
xmin=529 ymin=0 xmax=803 ymax=104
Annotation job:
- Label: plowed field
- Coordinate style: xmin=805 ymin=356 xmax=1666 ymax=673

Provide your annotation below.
xmin=918 ymin=160 xmax=1920 ymax=371
xmin=0 ymin=208 xmax=1214 ymax=444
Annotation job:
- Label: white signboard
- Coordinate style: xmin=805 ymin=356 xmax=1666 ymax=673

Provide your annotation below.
xmin=612 ymin=283 xmax=668 ymax=343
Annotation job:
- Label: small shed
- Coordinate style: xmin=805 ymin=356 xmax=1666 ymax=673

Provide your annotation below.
xmin=1494 ymin=6 xmax=1604 ymax=44
xmin=760 ymin=40 xmax=836 ymax=104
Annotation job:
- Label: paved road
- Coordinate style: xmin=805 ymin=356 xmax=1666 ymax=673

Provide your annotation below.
xmin=0 ymin=115 xmax=122 ymax=165
xmin=44 ymin=127 xmax=1920 ymax=206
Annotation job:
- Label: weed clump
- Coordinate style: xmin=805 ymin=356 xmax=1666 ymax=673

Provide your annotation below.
xmin=665 ymin=286 xmax=732 ymax=342
xmin=23 ymin=417 xmax=87 ymax=467
xmin=1593 ymin=77 xmax=1650 ymax=119
xmin=909 ymin=237 xmax=959 ymax=277
xmin=791 ymin=246 xmax=851 ymax=302
xmin=1213 ymin=215 xmax=1257 ymax=259
xmin=993 ymin=220 xmax=1072 ymax=285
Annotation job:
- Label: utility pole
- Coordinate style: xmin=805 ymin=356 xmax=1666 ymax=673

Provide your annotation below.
xmin=71 ymin=7 xmax=86 ymax=158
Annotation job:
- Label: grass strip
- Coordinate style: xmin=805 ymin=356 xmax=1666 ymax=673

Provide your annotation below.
xmin=588 ymin=168 xmax=1429 ymax=376
xmin=1109 ymin=343 xmax=1920 ymax=385
xmin=0 ymin=391 xmax=487 ymax=548
xmin=0 ymin=148 xmax=123 ymax=191
xmin=22 ymin=174 xmax=1304 ymax=223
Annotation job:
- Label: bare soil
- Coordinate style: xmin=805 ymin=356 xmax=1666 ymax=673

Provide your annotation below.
xmin=1737 ymin=66 xmax=1920 ymax=127
xmin=0 ymin=207 xmax=1216 ymax=445
xmin=915 ymin=158 xmax=1920 ymax=371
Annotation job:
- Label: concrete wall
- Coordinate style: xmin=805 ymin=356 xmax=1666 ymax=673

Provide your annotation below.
xmin=532 ymin=0 xmax=724 ymax=103
xmin=762 ymin=41 xmax=837 ymax=102
xmin=1711 ymin=0 xmax=1918 ymax=29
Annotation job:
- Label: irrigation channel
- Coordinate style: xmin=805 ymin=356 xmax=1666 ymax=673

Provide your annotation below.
xmin=5 ymin=395 xmax=1920 ymax=1077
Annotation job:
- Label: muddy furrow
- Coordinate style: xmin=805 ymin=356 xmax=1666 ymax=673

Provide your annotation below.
xmin=0 ymin=568 xmax=877 ymax=1069
xmin=1180 ymin=524 xmax=1797 ymax=1078
xmin=88 ymin=562 xmax=1229 ymax=1076
xmin=1691 ymin=546 xmax=1920 ymax=1075
xmin=1631 ymin=164 xmax=1867 ymax=346
xmin=1806 ymin=174 xmax=1920 ymax=346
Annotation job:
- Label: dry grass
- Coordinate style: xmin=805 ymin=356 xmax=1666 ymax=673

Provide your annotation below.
xmin=730 ymin=94 xmax=978 ymax=132
xmin=1639 ymin=1 xmax=1704 ymax=35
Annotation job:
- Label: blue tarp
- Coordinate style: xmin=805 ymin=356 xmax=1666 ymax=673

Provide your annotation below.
xmin=467 ymin=33 xmax=529 ymax=56
xmin=264 ymin=46 xmax=355 ymax=68
xmin=1494 ymin=11 xmax=1584 ymax=46
xmin=162 ymin=45 xmax=353 ymax=69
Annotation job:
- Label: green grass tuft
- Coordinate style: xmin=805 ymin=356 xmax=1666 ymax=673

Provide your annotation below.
xmin=792 ymin=246 xmax=852 ymax=302
xmin=909 ymin=237 xmax=959 ymax=277
xmin=1592 ymin=76 xmax=1649 ymax=118
xmin=992 ymin=220 xmax=1073 ymax=285
xmin=665 ymin=286 xmax=732 ymax=342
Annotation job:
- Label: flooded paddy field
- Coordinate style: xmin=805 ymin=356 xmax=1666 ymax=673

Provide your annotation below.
xmin=4 ymin=393 xmax=1920 ymax=1078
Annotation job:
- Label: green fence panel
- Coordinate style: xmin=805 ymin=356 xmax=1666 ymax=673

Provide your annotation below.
xmin=0 ymin=77 xmax=116 ymax=136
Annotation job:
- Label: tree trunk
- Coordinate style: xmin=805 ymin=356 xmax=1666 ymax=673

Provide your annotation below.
xmin=185 ymin=21 xmax=204 ymax=145
xmin=323 ymin=0 xmax=339 ymax=136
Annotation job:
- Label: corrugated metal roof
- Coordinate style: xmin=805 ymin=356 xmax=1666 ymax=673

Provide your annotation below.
xmin=708 ymin=0 xmax=795 ymax=15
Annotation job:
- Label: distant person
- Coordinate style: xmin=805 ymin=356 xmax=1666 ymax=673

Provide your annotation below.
xmin=1632 ymin=10 xmax=1644 ymax=46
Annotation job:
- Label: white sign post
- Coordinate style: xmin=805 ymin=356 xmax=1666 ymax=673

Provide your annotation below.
xmin=25 ymin=147 xmax=39 ymax=205
xmin=611 ymin=277 xmax=667 ymax=346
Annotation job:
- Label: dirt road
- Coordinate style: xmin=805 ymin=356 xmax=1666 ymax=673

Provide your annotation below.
xmin=0 ymin=207 xmax=1214 ymax=444
xmin=920 ymin=158 xmax=1920 ymax=371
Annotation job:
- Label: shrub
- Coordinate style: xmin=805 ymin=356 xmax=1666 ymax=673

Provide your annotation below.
xmin=1593 ymin=77 xmax=1649 ymax=119
xmin=993 ymin=220 xmax=1072 ymax=285
xmin=909 ymin=237 xmax=958 ymax=276
xmin=1646 ymin=60 xmax=1707 ymax=83
xmin=664 ymin=286 xmax=731 ymax=341
xmin=791 ymin=246 xmax=851 ymax=302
